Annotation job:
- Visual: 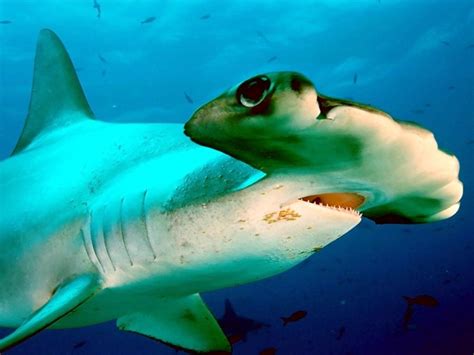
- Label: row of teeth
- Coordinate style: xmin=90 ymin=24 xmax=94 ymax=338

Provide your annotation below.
xmin=304 ymin=200 xmax=362 ymax=217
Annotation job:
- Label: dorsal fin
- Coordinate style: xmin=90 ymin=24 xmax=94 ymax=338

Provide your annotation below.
xmin=12 ymin=29 xmax=94 ymax=155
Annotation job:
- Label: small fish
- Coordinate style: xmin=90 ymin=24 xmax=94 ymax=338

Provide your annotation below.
xmin=98 ymin=54 xmax=107 ymax=64
xmin=466 ymin=44 xmax=474 ymax=49
xmin=411 ymin=109 xmax=424 ymax=114
xmin=101 ymin=69 xmax=106 ymax=77
xmin=353 ymin=73 xmax=358 ymax=84
xmin=260 ymin=347 xmax=277 ymax=355
xmin=227 ymin=333 xmax=245 ymax=345
xmin=256 ymin=30 xmax=271 ymax=43
xmin=424 ymin=103 xmax=431 ymax=107
xmin=403 ymin=295 xmax=439 ymax=307
xmin=93 ymin=0 xmax=101 ymax=19
xmin=184 ymin=92 xmax=194 ymax=104
xmin=281 ymin=310 xmax=307 ymax=326
xmin=336 ymin=326 xmax=346 ymax=340
xmin=200 ymin=14 xmax=211 ymax=20
xmin=141 ymin=16 xmax=156 ymax=24
xmin=0 ymin=20 xmax=12 ymax=24
xmin=73 ymin=340 xmax=86 ymax=349
xmin=448 ymin=85 xmax=455 ymax=90
xmin=440 ymin=40 xmax=450 ymax=46
xmin=267 ymin=56 xmax=277 ymax=63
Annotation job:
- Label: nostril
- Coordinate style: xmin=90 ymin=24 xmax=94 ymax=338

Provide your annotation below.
xmin=290 ymin=77 xmax=302 ymax=93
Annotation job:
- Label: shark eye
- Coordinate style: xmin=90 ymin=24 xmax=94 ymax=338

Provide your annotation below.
xmin=237 ymin=76 xmax=271 ymax=108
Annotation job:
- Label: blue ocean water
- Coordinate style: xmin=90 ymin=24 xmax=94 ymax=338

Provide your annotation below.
xmin=0 ymin=0 xmax=473 ymax=354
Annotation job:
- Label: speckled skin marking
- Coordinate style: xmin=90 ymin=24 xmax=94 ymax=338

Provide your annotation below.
xmin=263 ymin=208 xmax=301 ymax=224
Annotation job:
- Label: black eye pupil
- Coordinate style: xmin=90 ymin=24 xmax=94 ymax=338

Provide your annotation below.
xmin=237 ymin=76 xmax=271 ymax=107
xmin=245 ymin=81 xmax=265 ymax=101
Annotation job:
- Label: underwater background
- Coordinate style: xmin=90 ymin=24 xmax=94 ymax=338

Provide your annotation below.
xmin=0 ymin=0 xmax=473 ymax=354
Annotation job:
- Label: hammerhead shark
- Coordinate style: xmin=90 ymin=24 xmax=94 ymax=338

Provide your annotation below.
xmin=0 ymin=29 xmax=462 ymax=353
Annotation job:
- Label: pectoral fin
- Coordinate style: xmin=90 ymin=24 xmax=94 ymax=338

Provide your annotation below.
xmin=0 ymin=274 xmax=101 ymax=352
xmin=117 ymin=294 xmax=230 ymax=353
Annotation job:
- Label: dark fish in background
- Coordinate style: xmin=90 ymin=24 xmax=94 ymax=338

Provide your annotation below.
xmin=218 ymin=299 xmax=268 ymax=341
xmin=184 ymin=92 xmax=194 ymax=104
xmin=0 ymin=20 xmax=12 ymax=24
xmin=73 ymin=340 xmax=87 ymax=349
xmin=411 ymin=109 xmax=424 ymax=114
xmin=402 ymin=295 xmax=439 ymax=329
xmin=200 ymin=14 xmax=211 ymax=20
xmin=336 ymin=326 xmax=346 ymax=340
xmin=256 ymin=30 xmax=271 ymax=43
xmin=447 ymin=272 xmax=460 ymax=284
xmin=101 ymin=69 xmax=106 ymax=77
xmin=98 ymin=54 xmax=107 ymax=64
xmin=440 ymin=40 xmax=450 ymax=46
xmin=448 ymin=85 xmax=455 ymax=90
xmin=466 ymin=44 xmax=474 ymax=49
xmin=267 ymin=56 xmax=277 ymax=63
xmin=260 ymin=347 xmax=277 ymax=355
xmin=93 ymin=0 xmax=101 ymax=19
xmin=353 ymin=73 xmax=358 ymax=84
xmin=141 ymin=16 xmax=156 ymax=24
xmin=424 ymin=103 xmax=431 ymax=107
xmin=227 ymin=333 xmax=245 ymax=345
xmin=281 ymin=310 xmax=307 ymax=326
xmin=404 ymin=295 xmax=439 ymax=307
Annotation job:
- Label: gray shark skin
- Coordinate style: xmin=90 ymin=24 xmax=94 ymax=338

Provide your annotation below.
xmin=0 ymin=29 xmax=462 ymax=353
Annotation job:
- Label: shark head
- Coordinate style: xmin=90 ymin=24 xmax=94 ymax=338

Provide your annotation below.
xmin=184 ymin=72 xmax=321 ymax=171
xmin=185 ymin=72 xmax=463 ymax=224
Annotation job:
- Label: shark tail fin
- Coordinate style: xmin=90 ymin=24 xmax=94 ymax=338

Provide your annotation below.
xmin=12 ymin=29 xmax=94 ymax=155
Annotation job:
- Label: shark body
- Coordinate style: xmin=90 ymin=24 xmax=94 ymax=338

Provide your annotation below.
xmin=0 ymin=30 xmax=361 ymax=353
xmin=0 ymin=29 xmax=462 ymax=353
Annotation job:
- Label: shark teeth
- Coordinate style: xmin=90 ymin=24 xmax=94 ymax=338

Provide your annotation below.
xmin=301 ymin=200 xmax=362 ymax=217
xmin=319 ymin=203 xmax=362 ymax=217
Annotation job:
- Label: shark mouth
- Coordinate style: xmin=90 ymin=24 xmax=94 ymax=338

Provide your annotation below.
xmin=299 ymin=192 xmax=365 ymax=216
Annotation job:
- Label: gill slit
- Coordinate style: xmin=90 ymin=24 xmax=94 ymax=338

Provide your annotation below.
xmin=102 ymin=213 xmax=117 ymax=271
xmin=89 ymin=212 xmax=106 ymax=273
xmin=142 ymin=189 xmax=157 ymax=260
xmin=80 ymin=228 xmax=95 ymax=267
xmin=120 ymin=197 xmax=134 ymax=266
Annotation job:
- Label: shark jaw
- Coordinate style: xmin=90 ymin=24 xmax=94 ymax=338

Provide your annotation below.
xmin=147 ymin=172 xmax=363 ymax=296
xmin=294 ymin=192 xmax=364 ymax=217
